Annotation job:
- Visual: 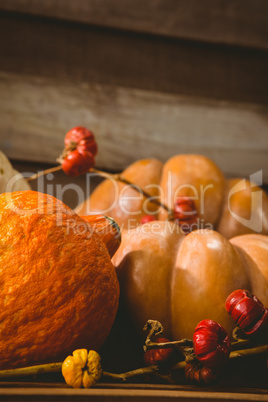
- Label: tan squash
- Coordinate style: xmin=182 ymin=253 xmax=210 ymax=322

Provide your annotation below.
xmin=76 ymin=154 xmax=268 ymax=238
xmin=217 ymin=178 xmax=268 ymax=238
xmin=112 ymin=221 xmax=268 ymax=340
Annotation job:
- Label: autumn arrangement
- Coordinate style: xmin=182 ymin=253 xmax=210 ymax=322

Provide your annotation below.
xmin=0 ymin=126 xmax=267 ymax=388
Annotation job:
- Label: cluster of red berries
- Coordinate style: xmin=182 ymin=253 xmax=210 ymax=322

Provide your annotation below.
xmin=144 ymin=289 xmax=268 ymax=385
xmin=61 ymin=126 xmax=98 ymax=177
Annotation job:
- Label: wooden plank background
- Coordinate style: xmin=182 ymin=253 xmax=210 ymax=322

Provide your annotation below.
xmin=0 ymin=0 xmax=268 ymax=50
xmin=0 ymin=12 xmax=267 ymax=105
xmin=1 ymin=71 xmax=268 ymax=181
xmin=0 ymin=2 xmax=268 ymax=182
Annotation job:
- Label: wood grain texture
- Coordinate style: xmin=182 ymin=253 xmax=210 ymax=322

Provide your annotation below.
xmin=0 ymin=381 xmax=267 ymax=393
xmin=0 ymin=0 xmax=268 ymax=51
xmin=1 ymin=71 xmax=268 ymax=182
xmin=0 ymin=13 xmax=268 ymax=105
xmin=0 ymin=386 xmax=268 ymax=402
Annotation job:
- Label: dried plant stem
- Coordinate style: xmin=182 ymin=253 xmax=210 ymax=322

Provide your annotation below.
xmin=0 ymin=344 xmax=266 ymax=381
xmin=147 ymin=338 xmax=257 ymax=352
xmin=144 ymin=320 xmax=193 ymax=352
xmin=26 ymin=166 xmax=173 ymax=215
xmin=102 ymin=365 xmax=159 ymax=382
xmin=229 ymin=344 xmax=268 ymax=359
xmin=170 ymin=344 xmax=268 ymax=374
xmin=171 ymin=360 xmax=187 ymax=371
xmin=0 ymin=362 xmax=62 ymax=379
xmin=110 ymin=174 xmax=173 ymax=216
xmin=88 ymin=168 xmax=173 ymax=216
xmin=231 ymin=339 xmax=252 ymax=351
xmin=145 ymin=339 xmax=193 ymax=352
xmin=26 ymin=165 xmax=62 ymax=182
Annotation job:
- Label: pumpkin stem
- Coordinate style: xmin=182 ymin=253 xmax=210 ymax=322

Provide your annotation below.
xmin=81 ymin=215 xmax=121 ymax=258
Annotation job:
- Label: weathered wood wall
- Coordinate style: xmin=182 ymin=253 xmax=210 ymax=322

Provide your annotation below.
xmin=0 ymin=1 xmax=267 ymax=181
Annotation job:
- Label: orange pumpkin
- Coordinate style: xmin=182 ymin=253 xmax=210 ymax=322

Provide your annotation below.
xmin=112 ymin=221 xmax=268 ymax=340
xmin=76 ymin=155 xmax=268 ymax=238
xmin=0 ymin=191 xmax=120 ymax=369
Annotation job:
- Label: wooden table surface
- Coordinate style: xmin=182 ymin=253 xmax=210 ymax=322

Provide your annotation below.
xmin=0 ymin=381 xmax=268 ymax=402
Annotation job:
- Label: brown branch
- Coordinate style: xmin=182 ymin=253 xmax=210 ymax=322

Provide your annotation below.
xmin=230 ymin=344 xmax=268 ymax=359
xmin=143 ymin=320 xmax=193 ymax=352
xmin=26 ymin=165 xmax=62 ymax=182
xmin=92 ymin=169 xmax=173 ymax=216
xmin=0 ymin=344 xmax=266 ymax=382
xmin=115 ymin=175 xmax=173 ymax=217
xmin=144 ymin=339 xmax=193 ymax=352
xmin=26 ymin=166 xmax=173 ymax=216
xmin=0 ymin=362 xmax=62 ymax=379
xmin=170 ymin=360 xmax=187 ymax=371
xmin=102 ymin=365 xmax=159 ymax=382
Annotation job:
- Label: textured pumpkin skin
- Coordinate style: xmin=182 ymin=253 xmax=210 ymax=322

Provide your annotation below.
xmin=77 ymin=155 xmax=268 ymax=238
xmin=113 ymin=222 xmax=267 ymax=340
xmin=0 ymin=191 xmax=119 ymax=369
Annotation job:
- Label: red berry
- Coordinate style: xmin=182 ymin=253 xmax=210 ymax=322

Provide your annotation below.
xmin=61 ymin=127 xmax=97 ymax=176
xmin=185 ymin=363 xmax=221 ymax=385
xmin=140 ymin=215 xmax=156 ymax=225
xmin=225 ymin=289 xmax=268 ymax=338
xmin=62 ymin=149 xmax=95 ymax=177
xmin=65 ymin=126 xmax=98 ymax=157
xmin=174 ymin=197 xmax=198 ymax=234
xmin=144 ymin=337 xmax=173 ymax=366
xmin=193 ymin=320 xmax=231 ymax=368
